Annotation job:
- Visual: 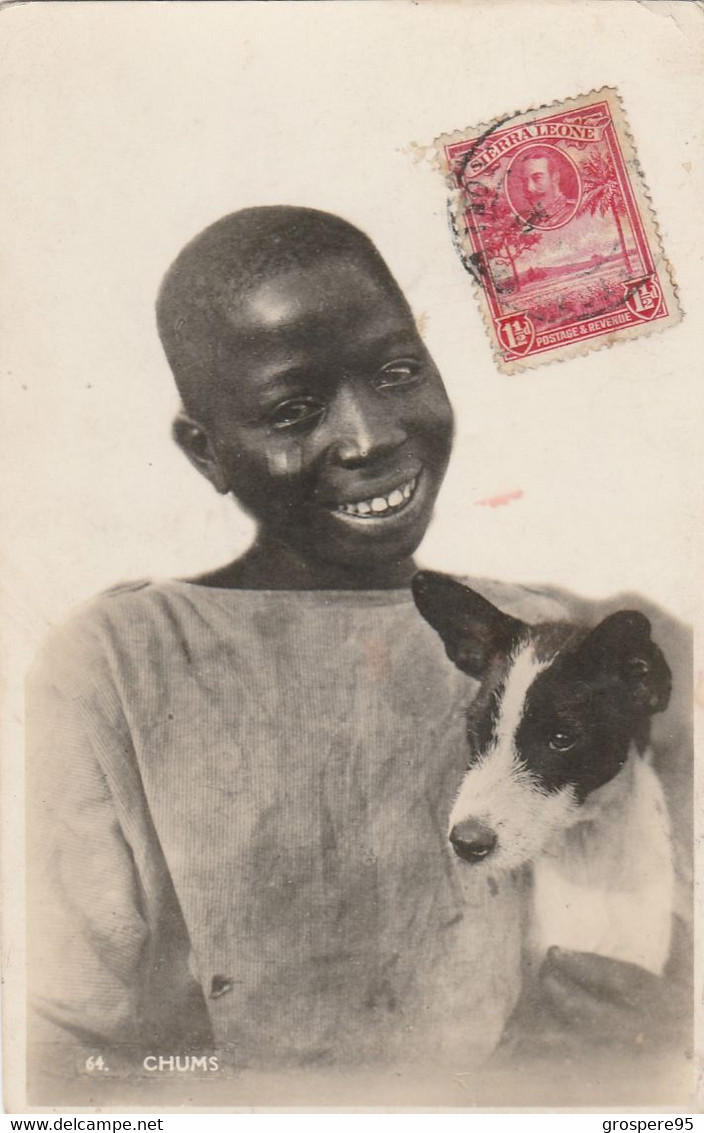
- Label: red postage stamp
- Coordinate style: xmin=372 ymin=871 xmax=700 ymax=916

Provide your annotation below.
xmin=435 ymin=88 xmax=681 ymax=373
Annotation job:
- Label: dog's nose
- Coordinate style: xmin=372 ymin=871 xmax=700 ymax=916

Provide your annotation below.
xmin=450 ymin=819 xmax=497 ymax=863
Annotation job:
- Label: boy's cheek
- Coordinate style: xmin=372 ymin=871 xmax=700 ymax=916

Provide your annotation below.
xmin=418 ymin=409 xmax=454 ymax=475
xmin=223 ymin=448 xmax=311 ymax=516
xmin=417 ymin=384 xmax=454 ymax=445
xmin=218 ymin=433 xmax=302 ymax=490
xmin=271 ymin=447 xmax=305 ymax=477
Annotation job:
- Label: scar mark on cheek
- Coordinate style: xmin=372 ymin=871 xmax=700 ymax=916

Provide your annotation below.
xmin=267 ymin=448 xmax=302 ymax=477
xmin=475 ymin=489 xmax=524 ymax=509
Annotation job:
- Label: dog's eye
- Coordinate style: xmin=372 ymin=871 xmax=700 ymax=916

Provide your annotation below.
xmin=549 ymin=730 xmax=577 ymax=752
xmin=627 ymin=657 xmax=650 ymax=678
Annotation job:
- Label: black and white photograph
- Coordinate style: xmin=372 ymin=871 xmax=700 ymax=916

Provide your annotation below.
xmin=1 ymin=0 xmax=702 ymax=1115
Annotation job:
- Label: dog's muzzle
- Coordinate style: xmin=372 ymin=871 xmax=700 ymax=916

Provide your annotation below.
xmin=450 ymin=818 xmax=497 ymax=863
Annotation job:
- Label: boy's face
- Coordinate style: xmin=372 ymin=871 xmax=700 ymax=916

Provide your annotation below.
xmin=188 ymin=255 xmax=454 ymax=577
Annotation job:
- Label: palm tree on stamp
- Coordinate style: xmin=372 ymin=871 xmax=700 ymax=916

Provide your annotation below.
xmin=473 ymin=190 xmax=542 ymax=295
xmin=580 ymin=149 xmax=633 ymax=276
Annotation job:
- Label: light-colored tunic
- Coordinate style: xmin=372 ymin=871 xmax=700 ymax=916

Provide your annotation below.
xmin=26 ymin=579 xmax=691 ymax=1078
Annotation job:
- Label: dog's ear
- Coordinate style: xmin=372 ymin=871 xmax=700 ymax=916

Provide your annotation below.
xmin=412 ymin=571 xmax=524 ymax=679
xmin=567 ymin=610 xmax=671 ymax=715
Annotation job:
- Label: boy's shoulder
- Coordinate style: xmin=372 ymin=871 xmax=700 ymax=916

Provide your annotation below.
xmin=458 ymin=574 xmax=690 ymax=640
xmin=46 ymin=573 xmax=691 ymax=648
xmin=51 ymin=578 xmax=158 ymax=635
xmin=100 ymin=579 xmax=154 ymax=597
xmin=456 ymin=575 xmax=580 ymax=625
xmin=31 ymin=579 xmax=171 ymax=680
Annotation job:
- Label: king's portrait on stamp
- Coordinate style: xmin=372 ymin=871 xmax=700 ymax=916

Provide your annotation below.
xmin=506 ymin=145 xmax=580 ymax=230
xmin=5 ymin=3 xmax=700 ymax=1116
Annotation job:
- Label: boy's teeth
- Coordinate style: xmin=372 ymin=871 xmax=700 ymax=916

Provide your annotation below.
xmin=337 ymin=476 xmax=417 ymax=518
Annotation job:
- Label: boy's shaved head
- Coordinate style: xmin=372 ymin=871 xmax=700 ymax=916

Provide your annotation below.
xmin=156 ymin=206 xmax=406 ymax=419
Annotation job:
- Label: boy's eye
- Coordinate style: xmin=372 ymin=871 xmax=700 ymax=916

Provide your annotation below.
xmin=548 ymin=730 xmax=578 ymax=753
xmin=375 ymin=359 xmax=423 ymax=390
xmin=270 ymin=398 xmax=325 ymax=430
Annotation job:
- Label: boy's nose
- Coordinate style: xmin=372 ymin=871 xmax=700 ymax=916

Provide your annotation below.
xmin=327 ymin=385 xmax=406 ymax=468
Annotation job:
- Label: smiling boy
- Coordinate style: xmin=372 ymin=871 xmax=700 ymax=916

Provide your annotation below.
xmin=27 ymin=207 xmax=691 ymax=1099
xmin=157 ymin=207 xmax=454 ymax=589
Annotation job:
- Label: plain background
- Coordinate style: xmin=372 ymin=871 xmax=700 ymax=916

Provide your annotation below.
xmin=1 ymin=0 xmax=703 ymax=1111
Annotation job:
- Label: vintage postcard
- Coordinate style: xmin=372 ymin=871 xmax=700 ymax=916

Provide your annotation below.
xmin=435 ymin=88 xmax=682 ymax=373
xmin=1 ymin=0 xmax=701 ymax=1117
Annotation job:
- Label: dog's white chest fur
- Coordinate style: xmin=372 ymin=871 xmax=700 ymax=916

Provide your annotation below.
xmin=530 ymin=750 xmax=673 ymax=975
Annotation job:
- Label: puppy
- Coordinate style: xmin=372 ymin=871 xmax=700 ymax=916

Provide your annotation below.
xmin=412 ymin=571 xmax=674 ymax=976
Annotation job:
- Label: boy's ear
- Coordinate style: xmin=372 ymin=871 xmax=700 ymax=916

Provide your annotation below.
xmin=172 ymin=411 xmax=230 ymax=495
xmin=412 ymin=571 xmax=524 ymax=679
xmin=566 ymin=610 xmax=672 ymax=716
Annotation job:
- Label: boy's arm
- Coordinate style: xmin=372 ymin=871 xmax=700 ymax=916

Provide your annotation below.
xmin=530 ymin=582 xmax=694 ymax=933
xmin=536 ymin=589 xmax=693 ymax=1056
xmin=26 ymin=612 xmax=213 ymax=1093
xmin=26 ymin=628 xmax=151 ymax=1070
xmin=481 ymin=580 xmax=693 ymax=1061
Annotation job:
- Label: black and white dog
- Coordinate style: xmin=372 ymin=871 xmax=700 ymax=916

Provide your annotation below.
xmin=412 ymin=571 xmax=674 ymax=976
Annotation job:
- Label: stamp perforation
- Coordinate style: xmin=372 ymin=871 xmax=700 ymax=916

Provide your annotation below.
xmin=431 ymin=86 xmax=682 ymax=373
